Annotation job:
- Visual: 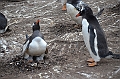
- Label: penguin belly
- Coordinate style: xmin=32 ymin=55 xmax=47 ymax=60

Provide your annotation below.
xmin=28 ymin=37 xmax=47 ymax=56
xmin=82 ymin=19 xmax=100 ymax=62
xmin=66 ymin=3 xmax=82 ymax=25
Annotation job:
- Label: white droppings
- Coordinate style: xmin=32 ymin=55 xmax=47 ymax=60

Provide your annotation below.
xmin=80 ymin=73 xmax=92 ymax=78
xmin=38 ymin=73 xmax=43 ymax=79
xmin=53 ymin=66 xmax=62 ymax=73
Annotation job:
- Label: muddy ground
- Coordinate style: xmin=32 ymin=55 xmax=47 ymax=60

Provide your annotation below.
xmin=0 ymin=0 xmax=120 ymax=79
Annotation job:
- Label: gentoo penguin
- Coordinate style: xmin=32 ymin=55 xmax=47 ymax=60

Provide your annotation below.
xmin=66 ymin=0 xmax=104 ymax=26
xmin=61 ymin=0 xmax=67 ymax=10
xmin=66 ymin=0 xmax=82 ymax=25
xmin=22 ymin=19 xmax=48 ymax=62
xmin=0 ymin=13 xmax=8 ymax=33
xmin=60 ymin=0 xmax=82 ymax=24
xmin=75 ymin=2 xmax=120 ymax=66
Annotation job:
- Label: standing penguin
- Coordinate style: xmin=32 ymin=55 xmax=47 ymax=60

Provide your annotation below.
xmin=66 ymin=0 xmax=82 ymax=25
xmin=61 ymin=0 xmax=103 ymax=26
xmin=0 ymin=13 xmax=8 ymax=33
xmin=75 ymin=2 xmax=120 ymax=66
xmin=22 ymin=19 xmax=48 ymax=62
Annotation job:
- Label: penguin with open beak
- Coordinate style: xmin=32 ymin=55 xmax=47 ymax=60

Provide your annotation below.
xmin=66 ymin=0 xmax=103 ymax=26
xmin=22 ymin=19 xmax=48 ymax=62
xmin=75 ymin=2 xmax=120 ymax=66
xmin=66 ymin=0 xmax=82 ymax=25
xmin=0 ymin=13 xmax=8 ymax=33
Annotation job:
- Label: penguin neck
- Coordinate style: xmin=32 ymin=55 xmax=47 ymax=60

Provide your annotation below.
xmin=82 ymin=14 xmax=95 ymax=20
xmin=33 ymin=30 xmax=40 ymax=33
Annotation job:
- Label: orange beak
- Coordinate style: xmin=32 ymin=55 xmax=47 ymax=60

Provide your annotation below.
xmin=36 ymin=19 xmax=40 ymax=24
xmin=76 ymin=13 xmax=80 ymax=17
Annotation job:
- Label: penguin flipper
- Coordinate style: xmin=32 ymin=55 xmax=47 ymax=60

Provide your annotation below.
xmin=95 ymin=8 xmax=104 ymax=18
xmin=89 ymin=26 xmax=97 ymax=56
xmin=22 ymin=40 xmax=29 ymax=54
xmin=45 ymin=48 xmax=48 ymax=54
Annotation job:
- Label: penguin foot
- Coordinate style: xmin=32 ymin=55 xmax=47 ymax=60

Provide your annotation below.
xmin=87 ymin=58 xmax=95 ymax=63
xmin=88 ymin=62 xmax=97 ymax=67
xmin=62 ymin=4 xmax=66 ymax=11
xmin=36 ymin=56 xmax=44 ymax=61
xmin=36 ymin=54 xmax=45 ymax=61
xmin=27 ymin=56 xmax=33 ymax=63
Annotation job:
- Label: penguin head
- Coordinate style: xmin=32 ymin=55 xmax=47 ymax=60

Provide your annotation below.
xmin=67 ymin=0 xmax=82 ymax=5
xmin=75 ymin=2 xmax=93 ymax=17
xmin=32 ymin=19 xmax=40 ymax=31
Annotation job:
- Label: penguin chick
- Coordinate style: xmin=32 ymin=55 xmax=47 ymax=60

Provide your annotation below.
xmin=22 ymin=19 xmax=48 ymax=62
xmin=75 ymin=3 xmax=120 ymax=66
xmin=0 ymin=13 xmax=8 ymax=33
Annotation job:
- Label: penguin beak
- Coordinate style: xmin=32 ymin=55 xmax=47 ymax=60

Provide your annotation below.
xmin=36 ymin=19 xmax=40 ymax=24
xmin=76 ymin=13 xmax=81 ymax=17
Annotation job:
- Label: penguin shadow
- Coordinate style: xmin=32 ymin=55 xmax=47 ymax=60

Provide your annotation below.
xmin=6 ymin=54 xmax=51 ymax=71
xmin=96 ymin=58 xmax=119 ymax=66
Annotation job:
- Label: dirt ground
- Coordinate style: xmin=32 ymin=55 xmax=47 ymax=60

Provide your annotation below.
xmin=0 ymin=0 xmax=120 ymax=79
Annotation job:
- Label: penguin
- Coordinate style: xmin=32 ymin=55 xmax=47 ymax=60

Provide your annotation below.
xmin=75 ymin=2 xmax=120 ymax=66
xmin=66 ymin=0 xmax=104 ymax=26
xmin=61 ymin=0 xmax=67 ymax=11
xmin=22 ymin=19 xmax=48 ymax=62
xmin=0 ymin=13 xmax=8 ymax=33
xmin=66 ymin=0 xmax=82 ymax=25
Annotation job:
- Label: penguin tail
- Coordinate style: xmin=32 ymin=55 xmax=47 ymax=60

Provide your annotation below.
xmin=25 ymin=34 xmax=29 ymax=41
xmin=108 ymin=51 xmax=120 ymax=59
xmin=26 ymin=34 xmax=29 ymax=39
xmin=112 ymin=54 xmax=120 ymax=59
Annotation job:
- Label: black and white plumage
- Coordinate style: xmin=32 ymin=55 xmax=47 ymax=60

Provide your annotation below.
xmin=22 ymin=20 xmax=48 ymax=62
xmin=0 ymin=13 xmax=8 ymax=33
xmin=75 ymin=2 xmax=120 ymax=66
xmin=66 ymin=0 xmax=82 ymax=25
xmin=66 ymin=0 xmax=104 ymax=26
xmin=60 ymin=0 xmax=82 ymax=25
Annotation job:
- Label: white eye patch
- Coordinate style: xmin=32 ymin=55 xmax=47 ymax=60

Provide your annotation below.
xmin=76 ymin=1 xmax=85 ymax=11
xmin=81 ymin=5 xmax=84 ymax=11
